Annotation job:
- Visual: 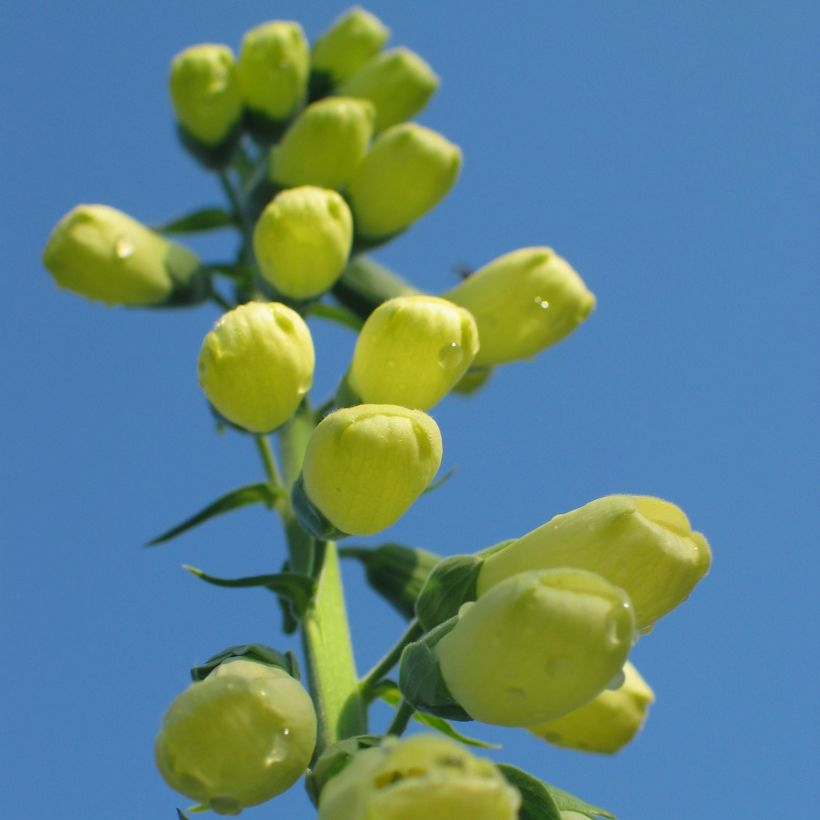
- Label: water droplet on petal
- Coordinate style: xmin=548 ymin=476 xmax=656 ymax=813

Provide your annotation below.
xmin=114 ymin=236 xmax=135 ymax=259
xmin=534 ymin=296 xmax=550 ymax=310
xmin=606 ymin=603 xmax=634 ymax=647
xmin=210 ymin=795 xmax=242 ymax=815
xmin=438 ymin=341 xmax=463 ymax=369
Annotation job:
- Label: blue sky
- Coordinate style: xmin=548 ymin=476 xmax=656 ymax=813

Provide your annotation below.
xmin=2 ymin=2 xmax=817 ymax=818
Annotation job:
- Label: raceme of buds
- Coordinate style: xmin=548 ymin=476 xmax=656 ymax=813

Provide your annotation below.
xmin=317 ymin=734 xmax=521 ymax=819
xmin=348 ymin=295 xmax=480 ymax=409
xmin=155 ymin=659 xmax=317 ymax=815
xmin=198 ymin=302 xmax=314 ymax=433
xmin=436 ymin=568 xmax=636 ymax=726
xmin=347 ymin=123 xmax=461 ymax=240
xmin=43 ymin=204 xmax=201 ymax=306
xmin=268 ymin=97 xmax=375 ymax=190
xmin=299 ymin=404 xmax=442 ymax=536
xmin=237 ymin=21 xmax=309 ymax=122
xmin=253 ymin=186 xmax=353 ymax=300
xmin=311 ymin=7 xmax=390 ymax=85
xmin=477 ymin=495 xmax=712 ymax=630
xmin=336 ymin=47 xmax=439 ymax=132
xmin=444 ymin=247 xmax=595 ymax=366
xmin=169 ymin=44 xmax=242 ymax=146
xmin=529 ymin=660 xmax=654 ymax=754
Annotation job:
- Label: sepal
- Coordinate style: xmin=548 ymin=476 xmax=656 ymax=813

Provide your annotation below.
xmin=291 ymin=474 xmax=350 ymax=541
xmin=190 ymin=643 xmax=301 ymax=682
xmin=414 ymin=554 xmax=483 ymax=632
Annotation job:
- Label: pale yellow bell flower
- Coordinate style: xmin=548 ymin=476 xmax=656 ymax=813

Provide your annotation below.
xmin=311 ymin=7 xmax=390 ymax=85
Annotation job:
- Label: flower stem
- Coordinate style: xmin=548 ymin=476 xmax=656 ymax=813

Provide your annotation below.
xmin=386 ymin=699 xmax=415 ymax=737
xmin=360 ymin=619 xmax=422 ymax=700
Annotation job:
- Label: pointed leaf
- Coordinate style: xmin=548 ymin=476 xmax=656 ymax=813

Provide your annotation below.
xmin=378 ymin=682 xmax=498 ymax=748
xmin=543 ymin=782 xmax=617 ymax=819
xmin=154 ymin=207 xmax=236 ymax=234
xmin=146 ymin=483 xmax=279 ymax=546
xmin=497 ymin=765 xmax=562 ymax=820
xmin=423 ymin=467 xmax=457 ymax=495
xmin=176 ymin=811 xmax=189 ymax=820
xmin=183 ymin=565 xmax=314 ymax=614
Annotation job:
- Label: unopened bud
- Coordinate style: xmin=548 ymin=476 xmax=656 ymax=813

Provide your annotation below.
xmin=436 ymin=569 xmax=635 ymax=726
xmin=198 ymin=302 xmax=314 ymax=433
xmin=155 ymin=659 xmax=317 ymax=815
xmin=43 ymin=204 xmax=201 ymax=306
xmin=444 ymin=247 xmax=595 ymax=366
xmin=337 ymin=47 xmax=438 ymax=132
xmin=348 ymin=124 xmax=461 ymax=240
xmin=311 ymin=7 xmax=390 ymax=85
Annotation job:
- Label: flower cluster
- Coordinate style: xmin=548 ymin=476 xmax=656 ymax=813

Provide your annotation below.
xmin=42 ymin=6 xmax=711 ymax=818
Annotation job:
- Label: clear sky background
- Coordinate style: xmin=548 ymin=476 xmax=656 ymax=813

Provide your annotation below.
xmin=2 ymin=2 xmax=817 ymax=818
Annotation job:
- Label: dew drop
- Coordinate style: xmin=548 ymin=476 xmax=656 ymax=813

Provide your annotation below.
xmin=438 ymin=341 xmax=463 ymax=369
xmin=114 ymin=236 xmax=135 ymax=259
xmin=533 ymin=296 xmax=550 ymax=310
xmin=297 ymin=374 xmax=312 ymax=396
xmin=605 ymin=604 xmax=634 ymax=647
xmin=264 ymin=730 xmax=290 ymax=765
xmin=209 ymin=795 xmax=242 ymax=815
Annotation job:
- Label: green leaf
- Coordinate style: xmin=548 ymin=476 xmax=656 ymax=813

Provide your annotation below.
xmin=497 ymin=765 xmax=562 ymax=820
xmin=543 ymin=782 xmax=617 ymax=819
xmin=146 ymin=483 xmax=279 ymax=546
xmin=154 ymin=207 xmax=236 ymax=234
xmin=191 ymin=644 xmax=301 ymax=682
xmin=176 ymin=811 xmax=189 ymax=820
xmin=306 ymin=735 xmax=384 ymax=806
xmin=306 ymin=302 xmax=364 ymax=331
xmin=378 ymin=682 xmax=498 ymax=748
xmin=423 ymin=467 xmax=457 ymax=495
xmin=414 ymin=554 xmax=483 ymax=632
xmin=183 ymin=565 xmax=314 ymax=614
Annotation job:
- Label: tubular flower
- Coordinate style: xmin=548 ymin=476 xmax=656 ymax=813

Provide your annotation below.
xmin=268 ymin=97 xmax=375 ymax=190
xmin=169 ymin=44 xmax=242 ymax=146
xmin=347 ymin=123 xmax=461 ymax=240
xmin=311 ymin=7 xmax=390 ymax=85
xmin=349 ymin=295 xmax=479 ymax=409
xmin=237 ymin=21 xmax=309 ymax=121
xmin=477 ymin=495 xmax=712 ymax=630
xmin=436 ymin=569 xmax=636 ymax=726
xmin=198 ymin=302 xmax=314 ymax=433
xmin=155 ymin=659 xmax=317 ymax=815
xmin=444 ymin=247 xmax=595 ymax=366
xmin=529 ymin=660 xmax=654 ymax=753
xmin=43 ymin=204 xmax=200 ymax=306
xmin=300 ymin=404 xmax=442 ymax=536
xmin=337 ymin=47 xmax=438 ymax=132
xmin=317 ymin=734 xmax=521 ymax=820
xmin=253 ymin=186 xmax=353 ymax=300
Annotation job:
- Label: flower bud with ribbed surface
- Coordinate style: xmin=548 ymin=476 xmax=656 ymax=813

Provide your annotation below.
xmin=529 ymin=660 xmax=654 ymax=753
xmin=348 ymin=123 xmax=461 ymax=240
xmin=169 ymin=44 xmax=242 ymax=146
xmin=349 ymin=295 xmax=479 ymax=409
xmin=155 ymin=659 xmax=317 ymax=815
xmin=318 ymin=734 xmax=520 ymax=820
xmin=301 ymin=404 xmax=442 ymax=536
xmin=444 ymin=247 xmax=595 ymax=366
xmin=337 ymin=47 xmax=438 ymax=132
xmin=198 ymin=302 xmax=314 ymax=433
xmin=268 ymin=97 xmax=375 ymax=189
xmin=237 ymin=21 xmax=309 ymax=122
xmin=43 ymin=204 xmax=201 ymax=306
xmin=436 ymin=568 xmax=635 ymax=726
xmin=311 ymin=7 xmax=390 ymax=85
xmin=477 ymin=495 xmax=711 ymax=630
xmin=253 ymin=186 xmax=352 ymax=300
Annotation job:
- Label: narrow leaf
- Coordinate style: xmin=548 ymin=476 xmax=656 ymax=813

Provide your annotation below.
xmin=306 ymin=302 xmax=364 ymax=331
xmin=497 ymin=765 xmax=562 ymax=820
xmin=183 ymin=565 xmax=315 ymax=614
xmin=379 ymin=683 xmax=498 ymax=748
xmin=146 ymin=483 xmax=279 ymax=546
xmin=176 ymin=811 xmax=188 ymax=820
xmin=423 ymin=467 xmax=457 ymax=495
xmin=543 ymin=782 xmax=617 ymax=819
xmin=154 ymin=207 xmax=236 ymax=234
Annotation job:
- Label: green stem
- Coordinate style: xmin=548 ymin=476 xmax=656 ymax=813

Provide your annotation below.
xmin=386 ymin=699 xmax=415 ymax=737
xmin=360 ymin=619 xmax=422 ymax=700
xmin=254 ymin=435 xmax=284 ymax=490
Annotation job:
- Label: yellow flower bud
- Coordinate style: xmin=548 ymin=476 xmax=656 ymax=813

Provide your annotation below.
xmin=436 ymin=569 xmax=635 ymax=726
xmin=529 ymin=661 xmax=654 ymax=754
xmin=155 ymin=659 xmax=317 ymax=815
xmin=337 ymin=47 xmax=438 ymax=132
xmin=269 ymin=97 xmax=375 ymax=190
xmin=318 ymin=734 xmax=520 ymax=820
xmin=349 ymin=295 xmax=479 ymax=409
xmin=198 ymin=302 xmax=314 ymax=433
xmin=43 ymin=204 xmax=200 ymax=306
xmin=477 ymin=495 xmax=712 ymax=630
xmin=169 ymin=44 xmax=242 ymax=146
xmin=311 ymin=7 xmax=390 ymax=85
xmin=253 ymin=186 xmax=353 ymax=300
xmin=302 ymin=404 xmax=442 ymax=535
xmin=347 ymin=124 xmax=461 ymax=240
xmin=444 ymin=248 xmax=596 ymax=366
xmin=237 ymin=21 xmax=309 ymax=121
